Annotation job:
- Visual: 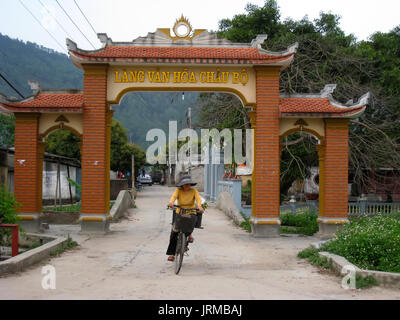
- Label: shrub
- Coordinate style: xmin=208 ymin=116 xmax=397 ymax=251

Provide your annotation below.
xmin=281 ymin=211 xmax=319 ymax=236
xmin=320 ymin=214 xmax=400 ymax=273
xmin=0 ymin=185 xmax=21 ymax=245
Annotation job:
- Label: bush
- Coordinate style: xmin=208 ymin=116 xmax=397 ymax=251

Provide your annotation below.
xmin=0 ymin=185 xmax=21 ymax=245
xmin=320 ymin=214 xmax=400 ymax=273
xmin=280 ymin=211 xmax=319 ymax=236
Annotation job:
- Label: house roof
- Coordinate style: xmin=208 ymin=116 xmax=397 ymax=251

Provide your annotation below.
xmin=279 ymin=97 xmax=366 ymax=118
xmin=69 ymin=46 xmax=295 ymax=66
xmin=279 ymin=85 xmax=369 ymax=119
xmin=0 ymin=91 xmax=83 ymax=113
xmin=0 ymin=85 xmax=369 ymax=119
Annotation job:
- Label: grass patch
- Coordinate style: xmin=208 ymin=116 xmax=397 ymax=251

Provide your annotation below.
xmin=50 ymin=235 xmax=78 ymax=257
xmin=320 ymin=214 xmax=400 ymax=273
xmin=45 ymin=201 xmax=115 ymax=213
xmin=239 ymin=211 xmax=251 ymax=233
xmin=280 ymin=211 xmax=319 ymax=236
xmin=299 ymin=246 xmax=379 ymax=289
xmin=298 ymin=246 xmax=332 ymax=269
xmin=355 ymin=274 xmax=379 ymax=289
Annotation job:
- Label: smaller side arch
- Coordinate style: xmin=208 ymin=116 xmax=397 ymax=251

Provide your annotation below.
xmin=39 ymin=123 xmax=83 ymax=140
xmin=280 ymin=127 xmax=324 ymax=143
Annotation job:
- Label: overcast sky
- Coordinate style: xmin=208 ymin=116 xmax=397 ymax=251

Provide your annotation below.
xmin=0 ymin=0 xmax=399 ymax=54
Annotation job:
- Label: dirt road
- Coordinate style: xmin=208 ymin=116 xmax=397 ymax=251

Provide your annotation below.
xmin=0 ymin=185 xmax=399 ymax=299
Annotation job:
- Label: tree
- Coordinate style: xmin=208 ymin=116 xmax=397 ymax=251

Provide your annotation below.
xmin=110 ymin=119 xmax=146 ymax=176
xmin=46 ymin=129 xmax=81 ymax=159
xmin=207 ymin=1 xmax=400 ymax=197
xmin=0 ymin=114 xmax=15 ymax=146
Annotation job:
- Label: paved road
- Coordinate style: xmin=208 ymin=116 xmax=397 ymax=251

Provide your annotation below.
xmin=0 ymin=185 xmax=399 ymax=299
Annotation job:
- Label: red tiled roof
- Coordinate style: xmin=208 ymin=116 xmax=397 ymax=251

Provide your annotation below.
xmin=0 ymin=93 xmax=84 ymax=112
xmin=280 ymin=97 xmax=365 ymax=117
xmin=71 ymin=46 xmax=293 ymax=64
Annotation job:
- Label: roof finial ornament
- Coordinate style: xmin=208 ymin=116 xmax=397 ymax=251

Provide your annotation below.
xmin=320 ymin=84 xmax=337 ymax=98
xmin=173 ymin=14 xmax=193 ymax=38
xmin=28 ymin=80 xmax=41 ymax=95
xmin=251 ymin=35 xmax=268 ymax=48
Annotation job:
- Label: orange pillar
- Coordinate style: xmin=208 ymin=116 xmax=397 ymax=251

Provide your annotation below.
xmin=317 ymin=119 xmax=350 ymax=238
xmin=14 ymin=113 xmax=44 ymax=232
xmin=249 ymin=67 xmax=281 ymax=237
xmin=316 ymin=143 xmax=325 ymax=218
xmin=80 ymin=64 xmax=111 ymax=232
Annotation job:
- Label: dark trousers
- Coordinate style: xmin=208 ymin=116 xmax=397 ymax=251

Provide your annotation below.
xmin=166 ymin=230 xmax=191 ymax=255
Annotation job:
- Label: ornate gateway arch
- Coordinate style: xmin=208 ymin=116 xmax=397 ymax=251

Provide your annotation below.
xmin=0 ymin=18 xmax=369 ymax=237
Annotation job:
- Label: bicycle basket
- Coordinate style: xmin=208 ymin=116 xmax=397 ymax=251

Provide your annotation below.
xmin=175 ymin=213 xmax=197 ymax=233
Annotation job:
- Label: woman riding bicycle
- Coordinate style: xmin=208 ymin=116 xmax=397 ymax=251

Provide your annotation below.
xmin=166 ymin=175 xmax=204 ymax=261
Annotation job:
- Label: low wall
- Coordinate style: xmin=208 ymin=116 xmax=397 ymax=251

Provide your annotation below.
xmin=216 ymin=191 xmax=245 ymax=226
xmin=0 ymin=234 xmax=68 ymax=274
xmin=110 ymin=190 xmax=134 ymax=221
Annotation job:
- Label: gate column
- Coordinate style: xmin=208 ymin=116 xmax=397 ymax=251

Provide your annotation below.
xmin=250 ymin=66 xmax=281 ymax=237
xmin=317 ymin=119 xmax=350 ymax=238
xmin=14 ymin=113 xmax=44 ymax=232
xmin=80 ymin=64 xmax=111 ymax=233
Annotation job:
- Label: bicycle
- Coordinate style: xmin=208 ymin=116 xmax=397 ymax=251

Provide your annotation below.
xmin=168 ymin=205 xmax=200 ymax=275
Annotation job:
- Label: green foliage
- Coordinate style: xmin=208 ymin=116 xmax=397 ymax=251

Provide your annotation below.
xmin=355 ymin=274 xmax=379 ymax=289
xmin=320 ymin=214 xmax=400 ymax=273
xmin=298 ymin=246 xmax=332 ymax=269
xmin=66 ymin=177 xmax=82 ymax=193
xmin=111 ymin=119 xmax=146 ymax=176
xmin=280 ymin=211 xmax=319 ymax=236
xmin=0 ymin=114 xmax=15 ymax=146
xmin=299 ymin=246 xmax=379 ymax=289
xmin=0 ymin=185 xmax=21 ymax=246
xmin=239 ymin=211 xmax=252 ymax=232
xmin=0 ymin=185 xmax=20 ymax=224
xmin=218 ymin=0 xmax=283 ymax=43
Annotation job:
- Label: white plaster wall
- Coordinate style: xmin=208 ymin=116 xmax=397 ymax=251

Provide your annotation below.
xmin=42 ymin=161 xmax=77 ymax=200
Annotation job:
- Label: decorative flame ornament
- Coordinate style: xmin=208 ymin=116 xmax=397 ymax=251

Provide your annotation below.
xmin=173 ymin=14 xmax=193 ymax=38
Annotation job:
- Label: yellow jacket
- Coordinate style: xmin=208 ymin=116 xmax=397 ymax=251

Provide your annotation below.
xmin=169 ymin=187 xmax=202 ymax=212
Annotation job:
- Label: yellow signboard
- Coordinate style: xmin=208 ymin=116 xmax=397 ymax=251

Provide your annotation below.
xmin=114 ymin=68 xmax=249 ymax=86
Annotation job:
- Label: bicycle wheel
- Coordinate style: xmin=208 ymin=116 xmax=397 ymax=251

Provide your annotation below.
xmin=175 ymin=232 xmax=186 ymax=274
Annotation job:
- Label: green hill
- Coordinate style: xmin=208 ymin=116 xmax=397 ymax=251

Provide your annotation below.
xmin=0 ymin=33 xmax=200 ymax=149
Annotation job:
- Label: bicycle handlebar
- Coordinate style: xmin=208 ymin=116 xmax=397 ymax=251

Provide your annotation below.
xmin=168 ymin=205 xmax=201 ymax=213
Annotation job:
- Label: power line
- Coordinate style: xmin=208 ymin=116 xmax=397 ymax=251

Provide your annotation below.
xmin=0 ymin=71 xmax=25 ymax=99
xmin=73 ymin=0 xmax=97 ymax=37
xmin=37 ymin=0 xmax=74 ymax=41
xmin=18 ymin=0 xmax=67 ymax=53
xmin=54 ymin=0 xmax=96 ymax=49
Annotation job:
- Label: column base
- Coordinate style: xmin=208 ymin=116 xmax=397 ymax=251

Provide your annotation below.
xmin=316 ymin=217 xmax=349 ymax=240
xmin=80 ymin=214 xmax=111 ymax=234
xmin=18 ymin=213 xmax=44 ymax=233
xmin=250 ymin=217 xmax=281 ymax=238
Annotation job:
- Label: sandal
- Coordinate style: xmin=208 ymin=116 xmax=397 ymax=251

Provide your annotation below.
xmin=168 ymin=255 xmax=175 ymax=261
xmin=188 ymin=235 xmax=194 ymax=243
